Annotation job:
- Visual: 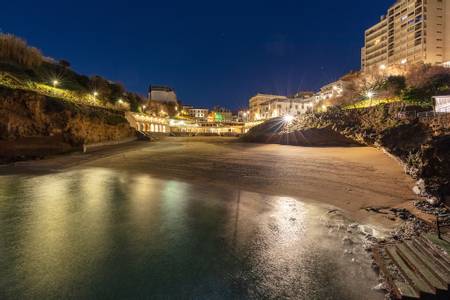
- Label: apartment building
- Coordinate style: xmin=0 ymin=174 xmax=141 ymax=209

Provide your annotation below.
xmin=362 ymin=0 xmax=450 ymax=72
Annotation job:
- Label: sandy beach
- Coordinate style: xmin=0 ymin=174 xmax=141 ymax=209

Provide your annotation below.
xmin=3 ymin=137 xmax=419 ymax=229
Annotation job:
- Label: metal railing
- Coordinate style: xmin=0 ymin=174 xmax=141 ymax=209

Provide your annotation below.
xmin=397 ymin=110 xmax=450 ymax=119
xmin=437 ymin=213 xmax=450 ymax=240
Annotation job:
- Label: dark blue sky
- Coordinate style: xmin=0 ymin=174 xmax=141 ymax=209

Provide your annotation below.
xmin=1 ymin=0 xmax=393 ymax=108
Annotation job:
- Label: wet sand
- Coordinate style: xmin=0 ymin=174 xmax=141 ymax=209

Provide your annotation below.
xmin=3 ymin=137 xmax=419 ymax=230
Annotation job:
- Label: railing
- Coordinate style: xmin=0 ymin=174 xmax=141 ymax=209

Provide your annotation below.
xmin=437 ymin=213 xmax=450 ymax=240
xmin=397 ymin=110 xmax=450 ymax=119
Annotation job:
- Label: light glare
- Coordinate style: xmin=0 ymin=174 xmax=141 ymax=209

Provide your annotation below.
xmin=283 ymin=115 xmax=294 ymax=124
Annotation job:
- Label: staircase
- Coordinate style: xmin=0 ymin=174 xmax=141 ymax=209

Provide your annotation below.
xmin=373 ymin=235 xmax=450 ymax=299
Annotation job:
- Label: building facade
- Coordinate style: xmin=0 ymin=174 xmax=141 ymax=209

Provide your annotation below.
xmin=248 ymin=93 xmax=318 ymax=121
xmin=148 ymin=85 xmax=178 ymax=103
xmin=187 ymin=108 xmax=209 ymax=120
xmin=362 ymin=0 xmax=450 ymax=72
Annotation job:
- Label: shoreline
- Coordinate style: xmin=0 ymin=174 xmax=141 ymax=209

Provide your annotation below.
xmin=0 ymin=137 xmax=421 ymax=231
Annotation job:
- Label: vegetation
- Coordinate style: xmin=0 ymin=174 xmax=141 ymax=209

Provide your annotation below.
xmin=0 ymin=33 xmax=145 ymax=112
xmin=321 ymin=64 xmax=450 ymax=110
xmin=0 ymin=34 xmax=43 ymax=68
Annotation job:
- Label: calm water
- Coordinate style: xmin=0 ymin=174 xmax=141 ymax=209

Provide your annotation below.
xmin=0 ymin=168 xmax=382 ymax=299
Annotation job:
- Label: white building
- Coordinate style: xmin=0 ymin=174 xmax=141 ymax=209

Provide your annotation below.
xmin=148 ymin=85 xmax=178 ymax=103
xmin=248 ymin=93 xmax=318 ymax=121
xmin=188 ymin=108 xmax=209 ymax=120
xmin=318 ymin=80 xmax=346 ymax=100
xmin=434 ymin=95 xmax=450 ymax=112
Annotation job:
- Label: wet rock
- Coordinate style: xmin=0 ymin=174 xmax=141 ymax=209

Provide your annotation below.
xmin=412 ymin=179 xmax=426 ymax=196
xmin=414 ymin=200 xmax=450 ymax=216
xmin=342 ymin=236 xmax=354 ymax=245
xmin=348 ymin=223 xmax=359 ymax=229
xmin=426 ymin=196 xmax=440 ymax=206
xmin=372 ymin=282 xmax=388 ymax=292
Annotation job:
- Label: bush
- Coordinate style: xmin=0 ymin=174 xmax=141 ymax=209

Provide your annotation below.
xmin=0 ymin=34 xmax=43 ymax=68
xmin=402 ymin=66 xmax=450 ymax=105
xmin=382 ymin=76 xmax=406 ymax=97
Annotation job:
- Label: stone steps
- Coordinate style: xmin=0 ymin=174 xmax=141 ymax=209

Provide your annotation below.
xmin=375 ymin=235 xmax=450 ymax=299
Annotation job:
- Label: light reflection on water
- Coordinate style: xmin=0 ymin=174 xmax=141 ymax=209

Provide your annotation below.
xmin=0 ymin=168 xmax=382 ymax=299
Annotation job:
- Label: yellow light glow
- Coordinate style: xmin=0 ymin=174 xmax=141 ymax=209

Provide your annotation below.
xmin=283 ymin=115 xmax=294 ymax=123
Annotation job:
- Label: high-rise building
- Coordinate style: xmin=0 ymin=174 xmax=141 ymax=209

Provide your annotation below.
xmin=361 ymin=0 xmax=450 ymax=72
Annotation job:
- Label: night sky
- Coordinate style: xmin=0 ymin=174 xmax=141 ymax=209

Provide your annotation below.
xmin=1 ymin=0 xmax=394 ymax=109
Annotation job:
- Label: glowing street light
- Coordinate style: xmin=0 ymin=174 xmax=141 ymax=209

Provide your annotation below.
xmin=401 ymin=59 xmax=407 ymax=65
xmin=379 ymin=64 xmax=387 ymax=70
xmin=142 ymin=105 xmax=146 ymax=110
xmin=367 ymin=91 xmax=374 ymax=99
xmin=93 ymin=91 xmax=98 ymax=97
xmin=283 ymin=114 xmax=294 ymax=124
xmin=52 ymin=80 xmax=59 ymax=87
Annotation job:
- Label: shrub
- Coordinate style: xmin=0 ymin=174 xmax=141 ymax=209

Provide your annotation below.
xmin=382 ymin=76 xmax=406 ymax=97
xmin=402 ymin=66 xmax=450 ymax=105
xmin=0 ymin=34 xmax=43 ymax=68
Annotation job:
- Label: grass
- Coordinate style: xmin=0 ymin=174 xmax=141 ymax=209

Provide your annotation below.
xmin=343 ymin=98 xmax=401 ymax=110
xmin=0 ymin=71 xmax=122 ymax=110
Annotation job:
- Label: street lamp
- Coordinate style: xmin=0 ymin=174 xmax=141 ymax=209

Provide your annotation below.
xmin=283 ymin=114 xmax=294 ymax=124
xmin=367 ymin=91 xmax=375 ymax=107
xmin=52 ymin=80 xmax=59 ymax=87
xmin=93 ymin=91 xmax=98 ymax=97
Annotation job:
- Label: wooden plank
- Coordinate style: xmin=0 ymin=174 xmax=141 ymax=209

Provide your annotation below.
xmin=396 ymin=243 xmax=447 ymax=292
xmin=386 ymin=245 xmax=436 ymax=297
xmin=405 ymin=240 xmax=450 ymax=289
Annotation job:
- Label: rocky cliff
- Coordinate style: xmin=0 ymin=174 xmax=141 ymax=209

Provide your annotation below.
xmin=243 ymin=104 xmax=450 ymax=202
xmin=0 ymin=87 xmax=136 ymax=162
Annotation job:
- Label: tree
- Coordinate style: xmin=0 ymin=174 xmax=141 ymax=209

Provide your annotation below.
xmin=58 ymin=59 xmax=71 ymax=69
xmin=382 ymin=76 xmax=406 ymax=97
xmin=402 ymin=65 xmax=450 ymax=105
